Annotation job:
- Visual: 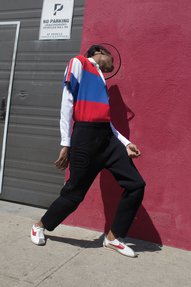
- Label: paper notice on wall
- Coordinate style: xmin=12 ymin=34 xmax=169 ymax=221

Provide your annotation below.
xmin=39 ymin=0 xmax=74 ymax=40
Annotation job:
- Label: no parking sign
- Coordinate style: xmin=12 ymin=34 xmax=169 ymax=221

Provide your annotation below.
xmin=39 ymin=0 xmax=74 ymax=40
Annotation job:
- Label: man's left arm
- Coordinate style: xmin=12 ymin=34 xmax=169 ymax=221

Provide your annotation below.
xmin=110 ymin=122 xmax=141 ymax=158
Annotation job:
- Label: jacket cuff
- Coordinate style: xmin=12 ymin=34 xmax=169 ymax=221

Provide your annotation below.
xmin=60 ymin=138 xmax=71 ymax=147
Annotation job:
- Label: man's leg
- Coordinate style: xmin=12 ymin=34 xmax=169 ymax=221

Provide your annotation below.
xmin=105 ymin=137 xmax=145 ymax=237
xmin=108 ymin=186 xmax=144 ymax=238
xmin=31 ymin=152 xmax=100 ymax=245
xmin=31 ymin=123 xmax=106 ymax=244
xmin=40 ymin=169 xmax=100 ymax=231
xmin=31 ymin=168 xmax=99 ymax=245
xmin=102 ymin=136 xmax=145 ymax=256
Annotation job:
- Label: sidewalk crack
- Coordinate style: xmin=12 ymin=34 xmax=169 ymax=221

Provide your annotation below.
xmin=34 ymin=247 xmax=87 ymax=286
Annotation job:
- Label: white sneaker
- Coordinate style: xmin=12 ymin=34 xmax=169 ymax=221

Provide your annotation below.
xmin=103 ymin=237 xmax=137 ymax=258
xmin=31 ymin=224 xmax=45 ymax=245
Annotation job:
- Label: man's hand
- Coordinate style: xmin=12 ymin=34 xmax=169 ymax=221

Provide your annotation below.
xmin=54 ymin=147 xmax=70 ymax=170
xmin=126 ymin=143 xmax=141 ymax=158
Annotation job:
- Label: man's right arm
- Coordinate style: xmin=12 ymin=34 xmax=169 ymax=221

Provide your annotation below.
xmin=60 ymin=86 xmax=74 ymax=147
xmin=55 ymin=86 xmax=73 ymax=170
xmin=60 ymin=57 xmax=82 ymax=147
xmin=55 ymin=57 xmax=82 ymax=170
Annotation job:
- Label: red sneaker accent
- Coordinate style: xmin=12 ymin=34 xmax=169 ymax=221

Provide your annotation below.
xmin=109 ymin=243 xmax=125 ymax=250
xmin=32 ymin=228 xmax=37 ymax=236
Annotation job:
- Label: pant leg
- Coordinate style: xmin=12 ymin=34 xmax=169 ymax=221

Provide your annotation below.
xmin=41 ymin=123 xmax=109 ymax=231
xmin=41 ymin=169 xmax=99 ymax=231
xmin=110 ymin=187 xmax=145 ymax=237
xmin=104 ymin=136 xmax=146 ymax=237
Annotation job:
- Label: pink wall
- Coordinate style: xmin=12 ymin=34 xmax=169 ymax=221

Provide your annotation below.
xmin=65 ymin=0 xmax=191 ymax=250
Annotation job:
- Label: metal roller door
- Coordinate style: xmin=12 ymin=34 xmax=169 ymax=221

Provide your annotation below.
xmin=0 ymin=0 xmax=85 ymax=207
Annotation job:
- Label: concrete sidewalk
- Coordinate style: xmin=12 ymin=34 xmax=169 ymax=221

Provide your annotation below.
xmin=0 ymin=200 xmax=190 ymax=287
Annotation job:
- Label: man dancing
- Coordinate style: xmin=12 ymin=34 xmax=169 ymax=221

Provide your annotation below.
xmin=31 ymin=45 xmax=146 ymax=257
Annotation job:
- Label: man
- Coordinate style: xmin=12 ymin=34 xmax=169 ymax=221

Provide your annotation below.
xmin=31 ymin=45 xmax=146 ymax=258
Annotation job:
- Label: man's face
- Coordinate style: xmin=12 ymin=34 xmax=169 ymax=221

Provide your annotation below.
xmin=100 ymin=52 xmax=114 ymax=73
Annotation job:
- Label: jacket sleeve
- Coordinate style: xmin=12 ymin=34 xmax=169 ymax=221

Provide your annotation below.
xmin=60 ymin=86 xmax=74 ymax=147
xmin=110 ymin=122 xmax=131 ymax=146
xmin=60 ymin=58 xmax=82 ymax=146
xmin=63 ymin=57 xmax=82 ymax=100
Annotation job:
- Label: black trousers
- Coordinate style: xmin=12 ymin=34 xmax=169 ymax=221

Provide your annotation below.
xmin=41 ymin=122 xmax=146 ymax=238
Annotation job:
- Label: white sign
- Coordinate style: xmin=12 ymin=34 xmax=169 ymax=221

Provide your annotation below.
xmin=39 ymin=0 xmax=74 ymax=40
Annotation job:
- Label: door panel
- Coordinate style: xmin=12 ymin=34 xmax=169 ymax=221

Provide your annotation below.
xmin=0 ymin=23 xmax=19 ymax=193
xmin=0 ymin=0 xmax=85 ymax=207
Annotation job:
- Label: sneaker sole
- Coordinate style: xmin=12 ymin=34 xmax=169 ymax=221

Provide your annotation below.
xmin=31 ymin=238 xmax=46 ymax=246
xmin=31 ymin=232 xmax=46 ymax=246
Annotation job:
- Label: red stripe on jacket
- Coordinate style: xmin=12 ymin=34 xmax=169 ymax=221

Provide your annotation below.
xmin=74 ymin=100 xmax=111 ymax=122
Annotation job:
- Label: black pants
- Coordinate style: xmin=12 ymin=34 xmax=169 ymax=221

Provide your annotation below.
xmin=41 ymin=122 xmax=146 ymax=238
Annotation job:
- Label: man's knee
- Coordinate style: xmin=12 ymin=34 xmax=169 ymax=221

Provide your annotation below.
xmin=123 ymin=184 xmax=145 ymax=205
xmin=130 ymin=185 xmax=145 ymax=204
xmin=60 ymin=183 xmax=86 ymax=205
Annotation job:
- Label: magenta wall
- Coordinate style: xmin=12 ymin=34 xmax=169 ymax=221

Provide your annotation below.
xmin=64 ymin=0 xmax=191 ymax=250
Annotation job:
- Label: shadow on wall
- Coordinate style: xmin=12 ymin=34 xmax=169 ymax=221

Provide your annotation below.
xmin=109 ymin=85 xmax=135 ymax=138
xmin=100 ymin=85 xmax=162 ymax=246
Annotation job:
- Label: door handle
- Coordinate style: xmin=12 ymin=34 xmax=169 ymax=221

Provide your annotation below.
xmin=0 ymin=97 xmax=6 ymax=121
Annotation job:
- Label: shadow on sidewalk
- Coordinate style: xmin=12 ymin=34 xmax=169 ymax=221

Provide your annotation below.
xmin=46 ymin=233 xmax=162 ymax=253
